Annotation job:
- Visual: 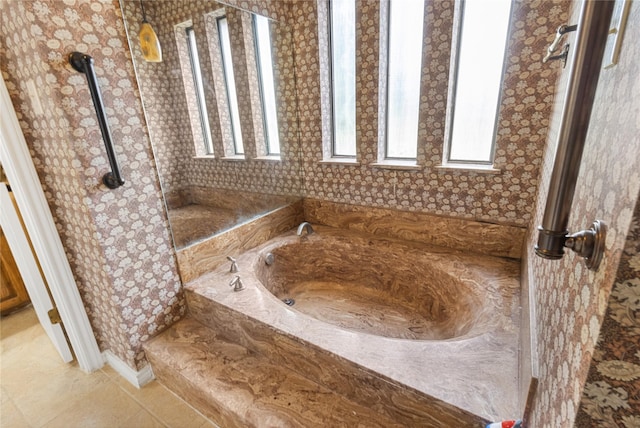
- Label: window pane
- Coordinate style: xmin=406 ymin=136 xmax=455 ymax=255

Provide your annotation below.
xmin=186 ymin=28 xmax=214 ymax=154
xmin=386 ymin=0 xmax=424 ymax=159
xmin=254 ymin=15 xmax=280 ymax=155
xmin=448 ymin=0 xmax=511 ymax=163
xmin=330 ymin=0 xmax=356 ymax=157
xmin=218 ymin=17 xmax=244 ymax=154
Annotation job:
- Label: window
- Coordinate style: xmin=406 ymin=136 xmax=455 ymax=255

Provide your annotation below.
xmin=385 ymin=0 xmax=424 ymax=160
xmin=217 ymin=16 xmax=244 ymax=155
xmin=446 ymin=0 xmax=512 ymax=164
xmin=185 ymin=27 xmax=214 ymax=155
xmin=253 ymin=14 xmax=280 ymax=155
xmin=330 ymin=0 xmax=356 ymax=157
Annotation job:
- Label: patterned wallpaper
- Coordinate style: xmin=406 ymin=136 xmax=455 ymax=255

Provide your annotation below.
xmin=575 ymin=194 xmax=640 ymax=427
xmin=2 ymin=7 xmax=639 ymax=427
xmin=0 ymin=0 xmax=184 ymax=370
xmin=123 ymin=0 xmax=303 ymax=200
xmin=525 ymin=1 xmax=640 ymax=426
xmin=291 ymin=0 xmax=569 ymax=227
xmin=130 ymin=0 xmax=569 ymax=228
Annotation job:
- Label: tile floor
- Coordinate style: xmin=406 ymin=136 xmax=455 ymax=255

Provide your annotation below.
xmin=0 ymin=306 xmax=218 ymax=428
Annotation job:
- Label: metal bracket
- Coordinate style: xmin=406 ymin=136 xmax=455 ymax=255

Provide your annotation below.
xmin=564 ymin=220 xmax=606 ymax=271
xmin=545 ymin=43 xmax=571 ymax=68
xmin=543 ymin=24 xmax=577 ymax=63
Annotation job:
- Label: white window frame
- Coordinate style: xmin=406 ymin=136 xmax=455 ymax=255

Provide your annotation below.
xmin=185 ymin=26 xmax=215 ymax=155
xmin=442 ymin=0 xmax=512 ymax=168
xmin=382 ymin=0 xmax=425 ymax=162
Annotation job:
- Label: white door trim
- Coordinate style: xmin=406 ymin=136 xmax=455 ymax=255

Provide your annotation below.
xmin=0 ymin=77 xmax=103 ymax=372
xmin=0 ymin=183 xmax=73 ymax=362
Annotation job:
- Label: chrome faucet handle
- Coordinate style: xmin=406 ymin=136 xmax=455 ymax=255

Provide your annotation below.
xmin=229 ymin=275 xmax=244 ymax=292
xmin=227 ymin=256 xmax=238 ymax=273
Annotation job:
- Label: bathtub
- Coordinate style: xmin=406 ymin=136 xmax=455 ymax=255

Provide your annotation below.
xmin=186 ymin=225 xmax=521 ymax=422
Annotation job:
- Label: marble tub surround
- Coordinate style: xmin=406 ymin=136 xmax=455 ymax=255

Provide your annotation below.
xmin=176 ymin=200 xmax=304 ymax=283
xmin=165 ymin=186 xmax=301 ymax=248
xmin=185 ymin=225 xmax=521 ymax=422
xmin=145 ymin=317 xmax=405 ymax=428
xmin=257 ymin=229 xmax=506 ymax=341
xmin=304 ymin=199 xmax=526 ymax=259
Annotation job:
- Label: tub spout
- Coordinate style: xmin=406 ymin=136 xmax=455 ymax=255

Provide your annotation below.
xmin=297 ymin=222 xmax=314 ymax=236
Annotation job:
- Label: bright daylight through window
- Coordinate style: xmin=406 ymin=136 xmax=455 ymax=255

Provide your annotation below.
xmin=447 ymin=0 xmax=512 ymax=164
xmin=385 ymin=0 xmax=424 ymax=160
xmin=330 ymin=0 xmax=356 ymax=157
xmin=218 ymin=16 xmax=244 ymax=154
xmin=253 ymin=14 xmax=280 ymax=155
xmin=186 ymin=27 xmax=214 ymax=155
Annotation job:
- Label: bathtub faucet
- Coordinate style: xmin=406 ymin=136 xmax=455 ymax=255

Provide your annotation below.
xmin=229 ymin=275 xmax=244 ymax=292
xmin=227 ymin=256 xmax=238 ymax=273
xmin=297 ymin=222 xmax=314 ymax=236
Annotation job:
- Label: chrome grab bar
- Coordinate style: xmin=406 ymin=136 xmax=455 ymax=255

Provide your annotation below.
xmin=69 ymin=52 xmax=124 ymax=189
xmin=543 ymin=24 xmax=577 ymax=63
xmin=535 ymin=0 xmax=615 ymax=271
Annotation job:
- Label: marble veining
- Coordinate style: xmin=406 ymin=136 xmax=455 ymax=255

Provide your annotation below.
xmin=145 ymin=317 xmax=404 ymax=428
xmin=186 ymin=225 xmax=522 ymax=422
xmin=255 ymin=230 xmax=503 ymax=340
xmin=176 ymin=200 xmax=304 ymax=282
xmin=166 ymin=186 xmax=301 ymax=248
xmin=304 ymin=199 xmax=526 ymax=259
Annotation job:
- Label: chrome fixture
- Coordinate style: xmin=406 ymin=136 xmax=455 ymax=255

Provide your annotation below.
xmin=282 ymin=298 xmax=295 ymax=306
xmin=564 ymin=221 xmax=606 ymax=271
xmin=296 ymin=222 xmax=314 ymax=236
xmin=264 ymin=252 xmax=275 ymax=266
xmin=535 ymin=0 xmax=614 ymax=272
xmin=542 ymin=24 xmax=577 ymax=66
xmin=227 ymin=256 xmax=238 ymax=273
xmin=229 ymin=275 xmax=244 ymax=292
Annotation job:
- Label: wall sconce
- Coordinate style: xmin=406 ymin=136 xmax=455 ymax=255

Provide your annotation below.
xmin=139 ymin=0 xmax=162 ymax=62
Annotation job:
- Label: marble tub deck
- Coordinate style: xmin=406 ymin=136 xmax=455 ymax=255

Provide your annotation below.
xmin=184 ymin=225 xmax=522 ymax=422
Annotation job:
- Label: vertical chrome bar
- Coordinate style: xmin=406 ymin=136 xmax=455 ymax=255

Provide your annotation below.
xmin=69 ymin=52 xmax=125 ymax=189
xmin=535 ymin=0 xmax=614 ymax=263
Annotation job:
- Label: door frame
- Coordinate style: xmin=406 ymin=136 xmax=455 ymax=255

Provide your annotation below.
xmin=0 ymin=77 xmax=103 ymax=372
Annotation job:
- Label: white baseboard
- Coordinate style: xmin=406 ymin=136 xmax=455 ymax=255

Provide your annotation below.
xmin=103 ymin=351 xmax=155 ymax=388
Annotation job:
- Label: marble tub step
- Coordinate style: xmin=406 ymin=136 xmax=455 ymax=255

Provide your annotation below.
xmin=143 ymin=316 xmax=402 ymax=428
xmin=186 ymin=287 xmax=486 ymax=426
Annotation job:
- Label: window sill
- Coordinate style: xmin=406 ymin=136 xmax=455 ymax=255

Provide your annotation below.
xmin=254 ymin=155 xmax=281 ymax=162
xmin=220 ymin=155 xmax=246 ymax=161
xmin=192 ymin=155 xmax=216 ymax=160
xmin=436 ymin=164 xmax=501 ymax=174
xmin=370 ymin=161 xmax=421 ymax=171
xmin=319 ymin=158 xmax=360 ymax=166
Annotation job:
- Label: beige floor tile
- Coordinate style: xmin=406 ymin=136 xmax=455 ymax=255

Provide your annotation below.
xmin=6 ymin=360 xmax=113 ymax=425
xmin=42 ymin=381 xmax=144 ymax=428
xmin=115 ymin=379 xmax=213 ymax=428
xmin=1 ymin=308 xmax=218 ymax=428
xmin=121 ymin=409 xmax=168 ymax=428
xmin=1 ymin=393 xmax=31 ymax=428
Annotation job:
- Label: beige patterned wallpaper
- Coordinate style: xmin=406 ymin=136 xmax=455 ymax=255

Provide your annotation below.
xmin=0 ymin=0 xmax=184 ymax=370
xmin=292 ymin=0 xmax=569 ymax=227
xmin=131 ymin=0 xmax=569 ymax=228
xmin=124 ymin=0 xmax=303 ymax=200
xmin=2 ymin=7 xmax=639 ymax=428
xmin=525 ymin=1 xmax=640 ymax=426
xmin=575 ymin=194 xmax=640 ymax=427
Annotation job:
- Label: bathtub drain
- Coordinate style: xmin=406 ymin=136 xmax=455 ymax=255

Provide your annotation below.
xmin=282 ymin=298 xmax=295 ymax=306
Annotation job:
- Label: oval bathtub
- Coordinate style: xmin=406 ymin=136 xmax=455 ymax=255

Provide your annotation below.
xmin=186 ymin=224 xmax=521 ymax=421
xmin=255 ymin=231 xmax=490 ymax=341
